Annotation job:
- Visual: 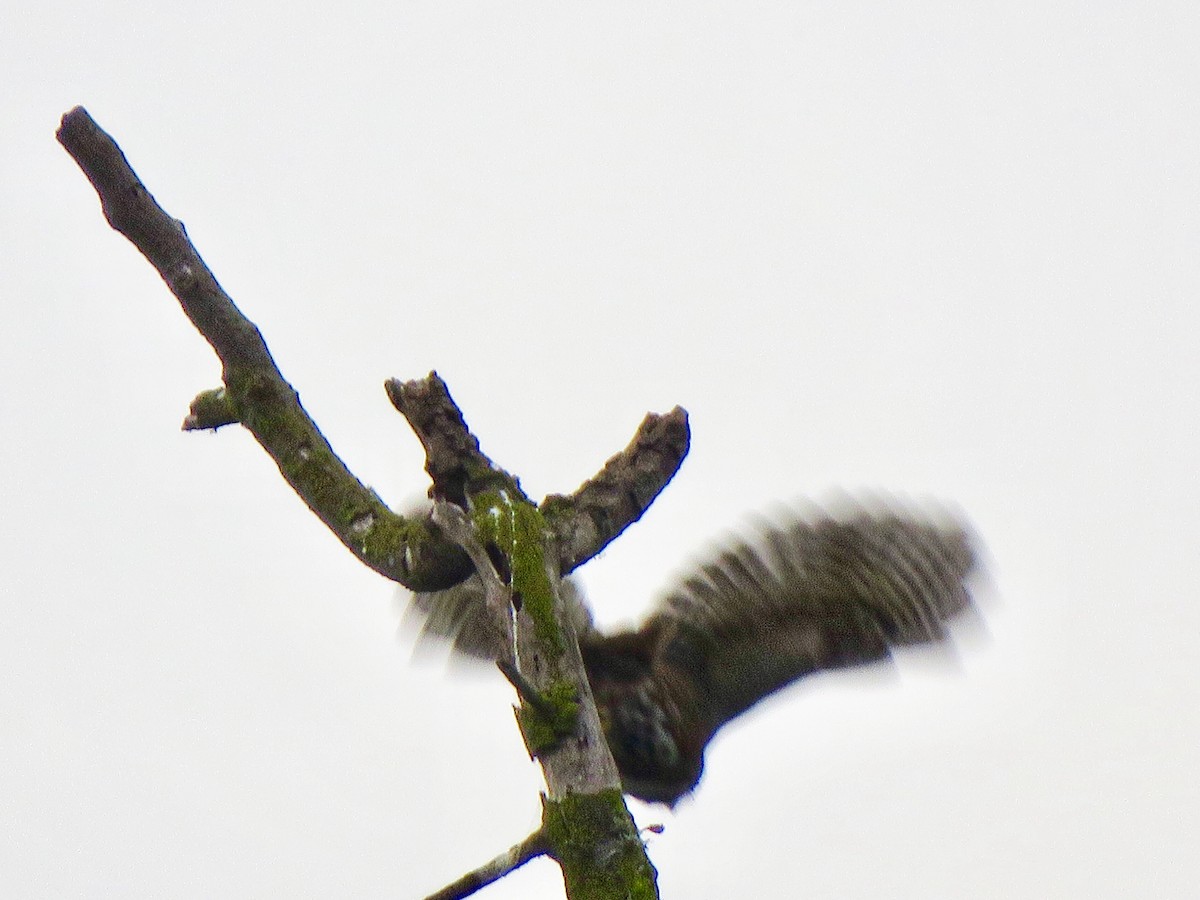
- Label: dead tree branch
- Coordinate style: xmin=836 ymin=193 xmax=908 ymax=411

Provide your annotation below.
xmin=544 ymin=406 xmax=690 ymax=575
xmin=55 ymin=105 xmax=471 ymax=593
xmin=423 ymin=828 xmax=549 ymax=900
xmin=59 ymin=106 xmax=669 ymax=897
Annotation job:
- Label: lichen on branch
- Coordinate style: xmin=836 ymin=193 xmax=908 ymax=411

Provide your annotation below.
xmin=55 ymin=106 xmax=470 ymax=593
xmin=59 ymin=105 xmax=666 ymax=899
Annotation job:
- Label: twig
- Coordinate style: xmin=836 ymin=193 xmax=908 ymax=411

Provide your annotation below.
xmin=496 ymin=660 xmax=560 ymax=722
xmin=423 ymin=828 xmax=549 ymax=900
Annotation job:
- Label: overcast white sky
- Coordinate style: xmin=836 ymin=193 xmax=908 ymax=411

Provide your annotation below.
xmin=3 ymin=3 xmax=1198 ymax=898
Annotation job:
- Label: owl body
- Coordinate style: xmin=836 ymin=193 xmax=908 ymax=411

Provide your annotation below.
xmin=410 ymin=497 xmax=980 ymax=805
xmin=581 ymin=622 xmax=711 ymax=805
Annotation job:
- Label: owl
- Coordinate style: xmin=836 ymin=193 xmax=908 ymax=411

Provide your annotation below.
xmin=409 ymin=495 xmax=981 ymax=805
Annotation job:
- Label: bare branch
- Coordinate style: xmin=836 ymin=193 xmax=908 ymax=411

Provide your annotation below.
xmin=423 ymin=829 xmax=548 ymax=900
xmin=544 ymin=406 xmax=690 ymax=575
xmin=386 ymin=374 xmax=512 ymax=506
xmin=56 ymin=106 xmax=471 ymax=592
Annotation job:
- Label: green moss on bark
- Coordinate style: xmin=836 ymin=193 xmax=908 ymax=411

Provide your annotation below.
xmin=542 ymin=791 xmax=659 ymax=899
xmin=514 ymin=678 xmax=580 ymax=757
xmin=470 ymin=490 xmax=564 ymax=656
xmin=185 ymin=387 xmax=239 ymax=429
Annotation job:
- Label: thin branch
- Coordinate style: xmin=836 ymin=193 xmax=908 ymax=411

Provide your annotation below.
xmin=496 ymin=659 xmax=560 ymax=722
xmin=544 ymin=406 xmax=690 ymax=575
xmin=55 ymin=106 xmax=471 ymax=592
xmin=423 ymin=828 xmax=549 ymax=900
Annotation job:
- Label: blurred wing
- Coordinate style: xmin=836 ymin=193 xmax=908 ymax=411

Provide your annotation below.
xmin=649 ymin=496 xmax=980 ymax=729
xmin=406 ymin=575 xmax=593 ymax=661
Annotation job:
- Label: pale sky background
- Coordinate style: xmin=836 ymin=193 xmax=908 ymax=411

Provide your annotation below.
xmin=3 ymin=3 xmax=1197 ymax=898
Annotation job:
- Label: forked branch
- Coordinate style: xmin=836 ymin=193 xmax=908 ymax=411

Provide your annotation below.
xmin=58 ymin=106 xmax=670 ymax=898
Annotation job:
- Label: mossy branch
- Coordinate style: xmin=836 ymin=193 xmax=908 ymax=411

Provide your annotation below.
xmin=543 ymin=792 xmax=658 ymax=900
xmin=60 ymin=105 xmax=664 ymax=898
xmin=55 ymin=105 xmax=471 ymax=592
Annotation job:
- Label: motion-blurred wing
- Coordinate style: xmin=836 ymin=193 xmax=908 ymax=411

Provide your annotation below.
xmin=648 ymin=497 xmax=980 ymax=731
xmin=406 ymin=575 xmax=593 ymax=661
